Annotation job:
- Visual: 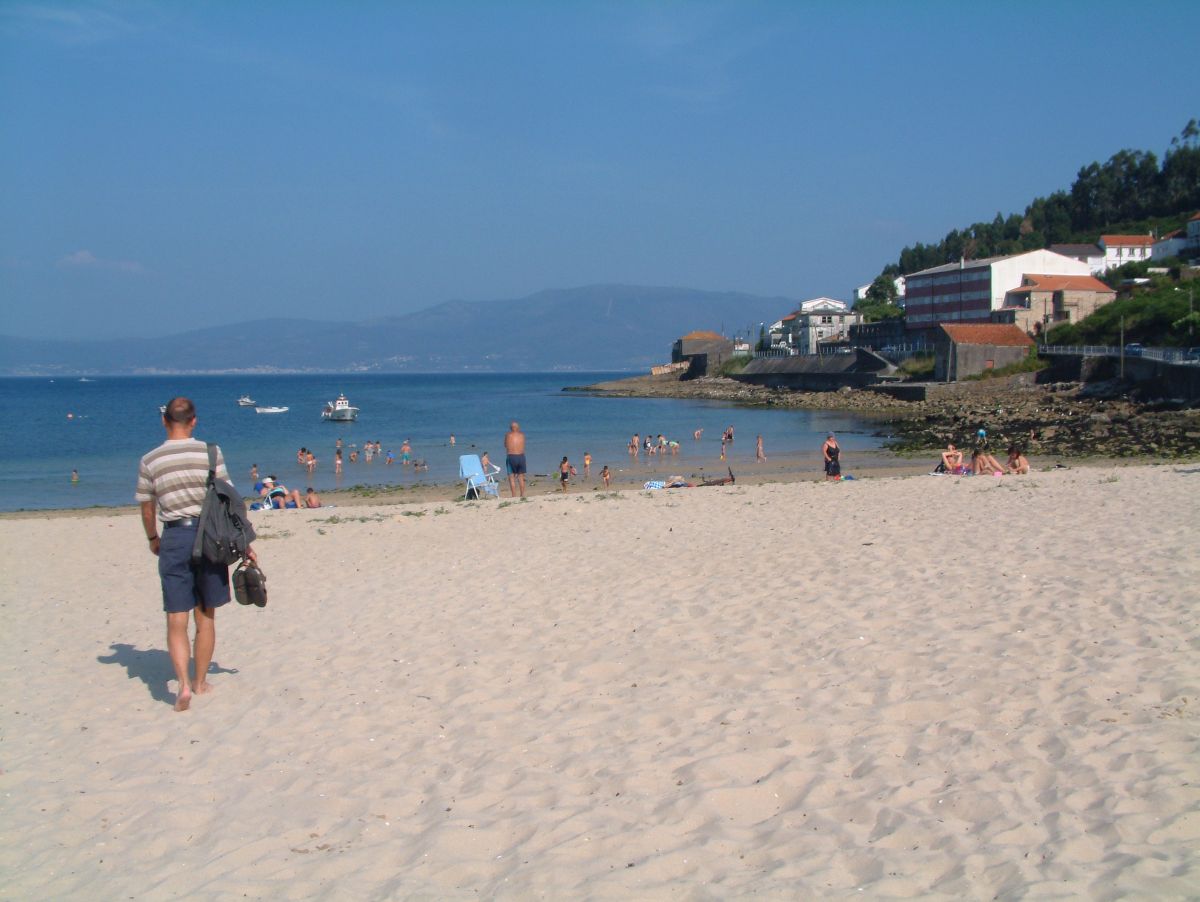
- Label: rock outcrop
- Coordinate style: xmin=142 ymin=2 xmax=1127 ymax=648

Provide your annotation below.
xmin=570 ymin=374 xmax=1200 ymax=458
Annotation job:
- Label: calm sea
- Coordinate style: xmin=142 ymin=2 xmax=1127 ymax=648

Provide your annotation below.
xmin=0 ymin=373 xmax=887 ymax=511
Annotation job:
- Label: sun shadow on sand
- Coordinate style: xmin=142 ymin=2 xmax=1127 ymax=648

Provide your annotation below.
xmin=97 ymin=643 xmax=239 ymax=704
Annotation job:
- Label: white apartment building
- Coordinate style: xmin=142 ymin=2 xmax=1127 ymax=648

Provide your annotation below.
xmin=779 ymin=297 xmax=861 ymax=354
xmin=904 ymin=249 xmax=1090 ymax=329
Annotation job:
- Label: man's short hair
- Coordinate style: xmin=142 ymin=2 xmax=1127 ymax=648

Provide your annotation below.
xmin=164 ymin=397 xmax=196 ymax=424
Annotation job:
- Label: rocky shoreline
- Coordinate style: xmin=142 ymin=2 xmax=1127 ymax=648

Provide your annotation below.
xmin=568 ymin=374 xmax=1200 ymax=459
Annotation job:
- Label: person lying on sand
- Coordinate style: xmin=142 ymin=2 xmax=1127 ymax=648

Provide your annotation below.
xmin=261 ymin=477 xmax=303 ymax=509
xmin=699 ymin=468 xmax=735 ymax=487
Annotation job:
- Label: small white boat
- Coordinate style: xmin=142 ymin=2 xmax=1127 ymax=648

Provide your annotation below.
xmin=321 ymin=394 xmax=359 ymax=422
xmin=255 ymin=406 xmax=289 ymax=414
xmin=237 ymin=395 xmax=257 ymax=406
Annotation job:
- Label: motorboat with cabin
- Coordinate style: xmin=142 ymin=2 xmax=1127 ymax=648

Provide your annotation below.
xmin=238 ymin=395 xmax=256 ymax=406
xmin=321 ymin=394 xmax=359 ymax=422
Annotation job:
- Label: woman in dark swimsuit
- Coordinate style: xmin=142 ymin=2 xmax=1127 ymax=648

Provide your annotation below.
xmin=822 ymin=434 xmax=841 ymax=481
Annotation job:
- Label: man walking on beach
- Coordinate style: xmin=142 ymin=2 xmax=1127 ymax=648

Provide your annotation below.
xmin=136 ymin=397 xmax=256 ymax=712
xmin=504 ymin=420 xmax=527 ymax=498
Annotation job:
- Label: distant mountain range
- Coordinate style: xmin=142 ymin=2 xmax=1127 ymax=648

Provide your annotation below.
xmin=0 ymin=285 xmax=796 ymax=375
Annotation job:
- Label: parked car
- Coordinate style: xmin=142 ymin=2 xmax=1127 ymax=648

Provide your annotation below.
xmin=1123 ymin=343 xmax=1144 ymax=357
xmin=1183 ymin=347 xmax=1200 ymax=363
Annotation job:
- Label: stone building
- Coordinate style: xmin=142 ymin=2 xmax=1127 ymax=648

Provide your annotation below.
xmin=671 ymin=330 xmax=735 ymax=376
xmin=998 ymin=273 xmax=1117 ymax=337
xmin=934 ymin=323 xmax=1035 ymax=381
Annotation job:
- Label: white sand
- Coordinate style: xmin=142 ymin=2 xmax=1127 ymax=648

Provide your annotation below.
xmin=2 ymin=464 xmax=1198 ymax=899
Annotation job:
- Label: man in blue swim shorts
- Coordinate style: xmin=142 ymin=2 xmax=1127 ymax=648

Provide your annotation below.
xmin=504 ymin=420 xmax=527 ymax=498
xmin=136 ymin=397 xmax=257 ymax=712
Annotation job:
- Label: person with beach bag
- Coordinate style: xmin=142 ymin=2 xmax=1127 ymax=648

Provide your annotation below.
xmin=136 ymin=397 xmax=260 ymax=711
xmin=188 ymin=442 xmax=268 ymax=608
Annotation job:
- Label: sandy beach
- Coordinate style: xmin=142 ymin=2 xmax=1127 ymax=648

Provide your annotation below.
xmin=2 ymin=464 xmax=1198 ymax=898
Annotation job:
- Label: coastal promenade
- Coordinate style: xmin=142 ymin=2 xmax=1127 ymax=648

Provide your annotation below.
xmin=1 ymin=464 xmax=1197 ymax=897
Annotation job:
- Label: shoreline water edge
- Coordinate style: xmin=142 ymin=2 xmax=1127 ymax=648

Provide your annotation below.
xmin=5 ymin=369 xmax=1197 ymax=517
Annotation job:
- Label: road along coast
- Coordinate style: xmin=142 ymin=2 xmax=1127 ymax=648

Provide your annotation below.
xmin=571 ymin=372 xmax=1200 ymax=459
xmin=2 ymin=464 xmax=1197 ymax=897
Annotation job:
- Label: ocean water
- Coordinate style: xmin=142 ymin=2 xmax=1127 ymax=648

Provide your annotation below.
xmin=0 ymin=373 xmax=887 ymax=511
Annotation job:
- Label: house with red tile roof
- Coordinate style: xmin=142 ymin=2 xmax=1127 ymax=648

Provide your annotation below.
xmin=999 ymin=273 xmax=1117 ymax=336
xmin=934 ymin=323 xmax=1034 ymax=381
xmin=1099 ymin=234 xmax=1153 ymax=270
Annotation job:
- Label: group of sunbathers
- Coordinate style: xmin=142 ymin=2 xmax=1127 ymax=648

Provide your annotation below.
xmin=251 ymin=476 xmax=322 ymax=509
xmin=935 ymin=430 xmax=1030 ymax=476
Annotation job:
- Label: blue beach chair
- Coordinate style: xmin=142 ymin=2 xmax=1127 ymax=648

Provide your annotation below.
xmin=459 ymin=454 xmax=500 ymax=500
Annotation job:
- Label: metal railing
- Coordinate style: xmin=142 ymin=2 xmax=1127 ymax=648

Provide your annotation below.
xmin=1039 ymin=345 xmax=1197 ymax=364
xmin=876 ymin=343 xmax=935 ymax=363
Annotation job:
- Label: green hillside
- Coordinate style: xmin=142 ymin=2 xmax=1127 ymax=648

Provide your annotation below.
xmin=878 ymin=119 xmax=1200 ymax=279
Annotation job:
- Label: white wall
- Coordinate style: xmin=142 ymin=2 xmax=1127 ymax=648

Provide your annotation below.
xmin=988 ymin=251 xmax=1091 ymax=310
xmin=1101 ymin=242 xmax=1152 ymax=270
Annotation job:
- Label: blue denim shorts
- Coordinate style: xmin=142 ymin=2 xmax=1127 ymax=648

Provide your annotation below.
xmin=158 ymin=524 xmax=231 ymax=613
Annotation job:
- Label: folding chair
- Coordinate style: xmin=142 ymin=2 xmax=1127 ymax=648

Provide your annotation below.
xmin=459 ymin=454 xmax=500 ymax=499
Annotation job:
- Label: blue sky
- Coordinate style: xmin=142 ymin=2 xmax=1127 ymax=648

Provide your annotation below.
xmin=1 ymin=1 xmax=1197 ymax=340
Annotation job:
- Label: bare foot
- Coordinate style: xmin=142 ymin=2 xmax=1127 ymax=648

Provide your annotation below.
xmin=194 ymin=682 xmax=214 ymax=696
xmin=174 ymin=685 xmax=192 ymax=712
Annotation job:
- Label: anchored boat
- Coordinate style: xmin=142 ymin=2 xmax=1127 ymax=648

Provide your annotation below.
xmin=321 ymin=394 xmax=359 ymax=422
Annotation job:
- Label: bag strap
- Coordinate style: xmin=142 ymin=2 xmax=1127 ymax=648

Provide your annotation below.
xmin=206 ymin=443 xmax=218 ymax=488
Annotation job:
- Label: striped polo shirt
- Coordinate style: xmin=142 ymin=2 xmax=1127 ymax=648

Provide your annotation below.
xmin=135 ymin=438 xmax=231 ymax=521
